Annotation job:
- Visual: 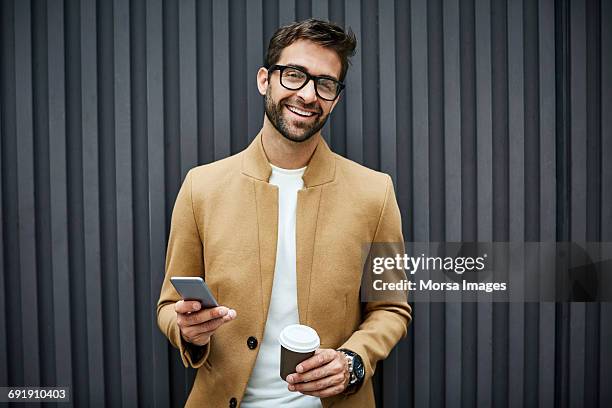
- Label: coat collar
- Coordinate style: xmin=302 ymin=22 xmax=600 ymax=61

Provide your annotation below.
xmin=241 ymin=131 xmax=336 ymax=188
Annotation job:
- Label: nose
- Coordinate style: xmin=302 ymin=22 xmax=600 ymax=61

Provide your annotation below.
xmin=296 ymin=79 xmax=318 ymax=104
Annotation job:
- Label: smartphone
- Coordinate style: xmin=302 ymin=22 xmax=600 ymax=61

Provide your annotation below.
xmin=170 ymin=277 xmax=219 ymax=309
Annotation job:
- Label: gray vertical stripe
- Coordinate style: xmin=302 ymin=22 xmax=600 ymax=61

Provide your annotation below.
xmin=47 ymin=0 xmax=73 ymax=390
xmin=426 ymin=1 xmax=446 ymax=405
xmin=179 ymin=0 xmax=198 ymax=177
xmin=14 ymin=0 xmax=41 ymax=386
xmin=33 ymin=4 xmax=52 ymax=391
xmin=246 ymin=0 xmax=264 ymax=141
xmin=601 ymin=19 xmax=612 ymax=404
xmin=279 ymin=0 xmax=296 ymax=26
xmin=507 ymin=1 xmax=525 ymax=407
xmin=539 ymin=302 xmax=556 ymax=407
xmin=378 ymin=0 xmax=396 ymax=184
xmin=539 ymin=0 xmax=556 ymax=241
xmin=413 ymin=296 xmax=431 ymax=408
xmin=443 ymin=0 xmax=461 ymax=242
xmin=1 ymin=0 xmax=23 ymax=385
xmin=394 ymin=2 xmax=414 ymax=400
xmin=295 ymin=0 xmax=311 ymax=20
xmin=476 ymin=304 xmax=493 ymax=407
xmin=444 ymin=302 xmax=462 ymax=407
xmin=603 ymin=0 xmax=612 ymax=243
xmin=509 ymin=300 xmax=526 ymax=408
xmin=196 ymin=0 xmax=214 ymax=164
xmin=508 ymin=0 xmax=525 ymax=242
xmin=80 ymin=0 xmax=106 ymax=404
xmin=583 ymin=2 xmax=600 ymax=363
xmin=362 ymin=0 xmax=379 ymax=171
xmin=378 ymin=0 xmax=398 ymax=399
xmin=311 ymin=0 xmax=328 ymax=19
xmin=0 ymin=52 xmax=5 ymax=389
xmin=146 ymin=0 xmax=170 ymax=406
xmin=538 ymin=1 xmax=557 ymax=405
xmin=475 ymin=0 xmax=493 ymax=240
xmin=113 ymin=0 xmax=138 ymax=404
xmin=570 ymin=303 xmax=586 ymax=406
xmin=344 ymin=0 xmax=363 ymax=163
xmin=568 ymin=3 xmax=587 ymax=406
xmin=228 ymin=0 xmax=247 ymax=153
xmin=444 ymin=0 xmax=463 ymax=376
xmin=601 ymin=303 xmax=612 ymax=408
xmin=378 ymin=2 xmax=397 ymax=400
xmin=410 ymin=1 xmax=431 ymax=406
xmin=213 ymin=0 xmax=230 ymax=159
xmin=411 ymin=0 xmax=430 ymax=242
xmin=570 ymin=0 xmax=587 ymax=240
xmin=474 ymin=0 xmax=493 ymax=406
xmin=131 ymin=0 xmax=150 ymax=405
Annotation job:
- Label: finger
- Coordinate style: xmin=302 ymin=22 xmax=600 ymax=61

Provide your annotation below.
xmin=289 ymin=366 xmax=328 ymax=384
xmin=299 ymin=383 xmax=346 ymax=399
xmin=289 ymin=373 xmax=345 ymax=393
xmin=288 ymin=358 xmax=343 ymax=384
xmin=174 ymin=300 xmax=202 ymax=314
xmin=182 ymin=317 xmax=220 ymax=338
xmin=295 ymin=349 xmax=336 ymax=374
xmin=178 ymin=306 xmax=236 ymax=327
xmin=182 ymin=315 xmax=230 ymax=338
xmin=179 ymin=310 xmax=237 ymax=343
xmin=190 ymin=331 xmax=212 ymax=346
xmin=184 ymin=328 xmax=213 ymax=347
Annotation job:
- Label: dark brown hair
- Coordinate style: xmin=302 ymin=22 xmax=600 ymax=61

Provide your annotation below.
xmin=265 ymin=19 xmax=357 ymax=82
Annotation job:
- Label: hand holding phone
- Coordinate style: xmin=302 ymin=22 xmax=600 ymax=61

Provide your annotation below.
xmin=171 ymin=277 xmax=237 ymax=346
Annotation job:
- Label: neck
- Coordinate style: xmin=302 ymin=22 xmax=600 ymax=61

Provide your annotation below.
xmin=260 ymin=117 xmax=320 ymax=169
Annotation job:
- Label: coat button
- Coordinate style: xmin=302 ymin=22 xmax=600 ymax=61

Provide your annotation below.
xmin=229 ymin=397 xmax=237 ymax=408
xmin=247 ymin=336 xmax=258 ymax=349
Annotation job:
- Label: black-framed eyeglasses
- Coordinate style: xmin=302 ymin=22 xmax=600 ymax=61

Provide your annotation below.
xmin=267 ymin=64 xmax=345 ymax=101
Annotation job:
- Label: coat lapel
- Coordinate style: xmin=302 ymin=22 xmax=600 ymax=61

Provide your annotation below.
xmin=241 ymin=132 xmax=336 ymax=325
xmin=253 ymin=181 xmax=278 ymax=323
xmin=241 ymin=133 xmax=276 ymax=321
xmin=297 ymin=138 xmax=336 ymax=323
xmin=295 ymin=188 xmax=320 ymax=324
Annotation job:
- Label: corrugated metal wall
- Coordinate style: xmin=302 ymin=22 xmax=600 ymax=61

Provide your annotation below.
xmin=1 ymin=0 xmax=610 ymax=407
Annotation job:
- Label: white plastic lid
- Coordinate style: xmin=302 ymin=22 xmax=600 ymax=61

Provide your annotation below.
xmin=278 ymin=324 xmax=320 ymax=353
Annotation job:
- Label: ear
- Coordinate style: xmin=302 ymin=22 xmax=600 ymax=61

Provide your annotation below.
xmin=257 ymin=67 xmax=269 ymax=96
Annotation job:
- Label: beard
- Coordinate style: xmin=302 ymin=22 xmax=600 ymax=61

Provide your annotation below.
xmin=264 ymin=87 xmax=330 ymax=143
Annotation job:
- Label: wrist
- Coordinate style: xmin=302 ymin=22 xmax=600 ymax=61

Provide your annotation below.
xmin=338 ymin=349 xmax=365 ymax=391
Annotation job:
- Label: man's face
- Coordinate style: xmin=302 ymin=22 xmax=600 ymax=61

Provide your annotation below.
xmin=258 ymin=40 xmax=343 ymax=143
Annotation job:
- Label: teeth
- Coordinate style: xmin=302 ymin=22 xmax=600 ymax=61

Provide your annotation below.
xmin=287 ymin=105 xmax=315 ymax=117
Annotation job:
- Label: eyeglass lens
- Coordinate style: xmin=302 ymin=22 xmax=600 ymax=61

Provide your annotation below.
xmin=280 ymin=67 xmax=339 ymax=100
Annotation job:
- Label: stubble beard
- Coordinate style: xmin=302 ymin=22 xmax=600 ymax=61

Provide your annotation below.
xmin=264 ymin=87 xmax=329 ymax=143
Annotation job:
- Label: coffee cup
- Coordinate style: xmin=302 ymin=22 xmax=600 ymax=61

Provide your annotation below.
xmin=279 ymin=324 xmax=320 ymax=381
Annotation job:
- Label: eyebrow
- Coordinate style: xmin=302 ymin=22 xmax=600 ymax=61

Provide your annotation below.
xmin=285 ymin=63 xmax=340 ymax=82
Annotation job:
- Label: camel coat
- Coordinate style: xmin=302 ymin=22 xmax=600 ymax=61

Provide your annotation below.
xmin=157 ymin=133 xmax=411 ymax=407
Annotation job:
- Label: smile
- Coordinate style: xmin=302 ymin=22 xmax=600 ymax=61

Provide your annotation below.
xmin=286 ymin=105 xmax=318 ymax=118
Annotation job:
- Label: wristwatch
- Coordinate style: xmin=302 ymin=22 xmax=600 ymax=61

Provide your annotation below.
xmin=338 ymin=349 xmax=365 ymax=388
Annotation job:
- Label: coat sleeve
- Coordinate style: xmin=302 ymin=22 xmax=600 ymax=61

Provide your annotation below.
xmin=156 ymin=169 xmax=211 ymax=368
xmin=339 ymin=174 xmax=412 ymax=393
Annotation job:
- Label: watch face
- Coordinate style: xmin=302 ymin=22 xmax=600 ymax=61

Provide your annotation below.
xmin=354 ymin=358 xmax=365 ymax=380
xmin=356 ymin=364 xmax=365 ymax=379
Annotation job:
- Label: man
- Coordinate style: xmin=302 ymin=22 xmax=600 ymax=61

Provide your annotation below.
xmin=157 ymin=19 xmax=411 ymax=408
